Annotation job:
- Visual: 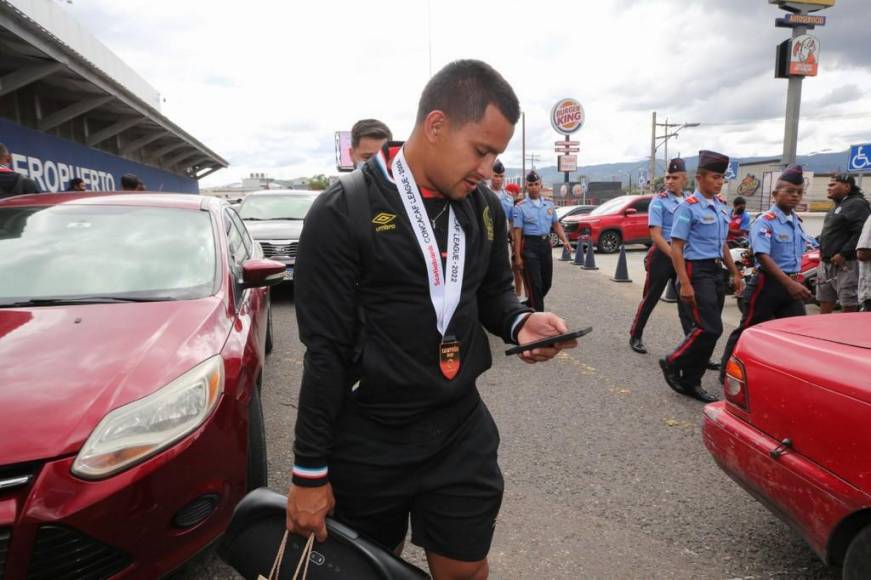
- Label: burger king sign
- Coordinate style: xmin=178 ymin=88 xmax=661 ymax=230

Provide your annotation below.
xmin=551 ymin=98 xmax=585 ymax=135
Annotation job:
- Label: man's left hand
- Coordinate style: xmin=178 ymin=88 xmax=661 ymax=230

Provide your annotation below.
xmin=516 ymin=312 xmax=578 ymax=364
xmin=831 ymin=253 xmax=846 ymax=268
xmin=733 ymin=273 xmax=745 ymax=295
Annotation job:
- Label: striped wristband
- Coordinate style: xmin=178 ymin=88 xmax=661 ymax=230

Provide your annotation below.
xmin=292 ymin=465 xmax=329 ymax=487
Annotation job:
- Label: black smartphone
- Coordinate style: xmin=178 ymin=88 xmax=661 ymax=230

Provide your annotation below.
xmin=504 ymin=327 xmax=593 ymax=356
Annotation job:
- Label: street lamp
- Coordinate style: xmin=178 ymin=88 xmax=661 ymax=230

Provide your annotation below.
xmin=657 ymin=121 xmax=701 ymax=180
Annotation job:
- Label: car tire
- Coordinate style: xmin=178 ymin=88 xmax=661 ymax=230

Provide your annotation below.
xmin=549 ymin=232 xmax=559 ymax=247
xmin=844 ymin=524 xmax=871 ymax=580
xmin=265 ymin=303 xmax=274 ymax=355
xmin=246 ymin=387 xmax=268 ymax=492
xmin=597 ymin=230 xmax=621 ymax=254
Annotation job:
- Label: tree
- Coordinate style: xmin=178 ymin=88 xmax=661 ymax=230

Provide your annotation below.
xmin=309 ymin=174 xmax=330 ymax=190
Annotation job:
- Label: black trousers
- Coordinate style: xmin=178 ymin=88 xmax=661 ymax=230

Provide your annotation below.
xmin=719 ymin=271 xmax=806 ymax=370
xmin=667 ymin=260 xmax=725 ymax=387
xmin=630 ymin=246 xmax=676 ymax=340
xmin=522 ymin=236 xmax=553 ymax=312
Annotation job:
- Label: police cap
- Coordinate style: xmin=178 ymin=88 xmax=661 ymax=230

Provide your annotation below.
xmin=493 ymin=160 xmax=505 ymax=175
xmin=780 ymin=165 xmax=804 ymax=186
xmin=667 ymin=158 xmax=686 ymax=174
xmin=526 ymin=170 xmax=541 ymax=183
xmin=697 ymin=150 xmax=729 ymax=174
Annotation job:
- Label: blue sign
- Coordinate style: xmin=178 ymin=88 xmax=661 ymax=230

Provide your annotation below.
xmin=0 ymin=117 xmax=198 ymax=193
xmin=849 ymin=144 xmax=871 ymax=172
xmin=724 ymin=160 xmax=739 ymax=181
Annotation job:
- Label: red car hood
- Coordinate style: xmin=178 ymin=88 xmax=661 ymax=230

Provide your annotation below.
xmin=0 ymin=298 xmax=231 ymax=465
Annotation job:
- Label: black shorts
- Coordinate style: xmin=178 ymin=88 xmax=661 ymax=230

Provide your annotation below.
xmin=328 ymin=394 xmax=503 ymax=562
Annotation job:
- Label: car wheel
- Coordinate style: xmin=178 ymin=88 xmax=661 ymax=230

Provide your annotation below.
xmin=265 ymin=303 xmax=274 ymax=355
xmin=597 ymin=231 xmax=621 ymax=254
xmin=246 ymin=387 xmax=268 ymax=491
xmin=549 ymin=232 xmax=559 ymax=247
xmin=844 ymin=524 xmax=871 ymax=580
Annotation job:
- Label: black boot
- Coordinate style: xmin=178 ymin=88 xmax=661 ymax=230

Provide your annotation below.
xmin=686 ymin=384 xmax=718 ymax=403
xmin=629 ymin=336 xmax=647 ymax=354
xmin=659 ymin=358 xmax=686 ymax=394
xmin=706 ymin=360 xmax=721 ymax=371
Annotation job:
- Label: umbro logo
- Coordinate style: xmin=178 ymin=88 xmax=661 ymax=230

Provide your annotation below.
xmin=372 ymin=212 xmax=397 ymax=232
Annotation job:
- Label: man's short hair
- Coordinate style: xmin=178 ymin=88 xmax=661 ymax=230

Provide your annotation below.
xmin=733 ymin=196 xmax=746 ymax=205
xmin=416 ymin=60 xmax=520 ymax=127
xmin=120 ymin=173 xmax=140 ymax=190
xmin=351 ymin=119 xmax=392 ymax=148
xmin=69 ymin=178 xmax=84 ymax=188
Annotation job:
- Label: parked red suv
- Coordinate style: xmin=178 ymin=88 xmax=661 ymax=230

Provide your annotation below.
xmin=561 ymin=195 xmax=654 ymax=253
xmin=0 ymin=193 xmax=285 ymax=578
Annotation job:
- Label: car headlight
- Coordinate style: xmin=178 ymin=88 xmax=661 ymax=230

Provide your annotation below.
xmin=72 ymin=356 xmax=225 ymax=480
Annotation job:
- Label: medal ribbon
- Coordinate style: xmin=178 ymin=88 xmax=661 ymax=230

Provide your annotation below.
xmin=391 ymin=148 xmax=465 ymax=339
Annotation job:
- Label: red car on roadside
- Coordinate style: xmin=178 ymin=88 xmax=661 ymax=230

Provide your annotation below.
xmin=561 ymin=195 xmax=654 ymax=253
xmin=703 ymin=314 xmax=871 ymax=579
xmin=0 ymin=193 xmax=285 ymax=578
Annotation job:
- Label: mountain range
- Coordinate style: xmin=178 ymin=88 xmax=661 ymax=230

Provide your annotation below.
xmin=504 ymin=149 xmax=855 ymax=185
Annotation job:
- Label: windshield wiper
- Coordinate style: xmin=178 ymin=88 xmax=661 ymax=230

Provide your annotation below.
xmin=0 ymin=296 xmax=177 ymax=307
xmin=241 ymin=217 xmax=265 ymax=221
xmin=272 ymin=217 xmax=303 ymax=220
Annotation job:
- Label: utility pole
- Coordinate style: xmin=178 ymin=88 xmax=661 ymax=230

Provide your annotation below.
xmin=521 ymin=112 xmax=526 ymax=194
xmin=782 ymin=7 xmax=809 ymax=166
xmin=648 ymin=112 xmax=656 ymax=193
xmin=524 ymin=153 xmax=540 ymax=171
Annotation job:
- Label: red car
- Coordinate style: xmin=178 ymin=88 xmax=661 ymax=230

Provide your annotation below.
xmin=561 ymin=195 xmax=654 ymax=253
xmin=703 ymin=314 xmax=871 ymax=579
xmin=0 ymin=193 xmax=285 ymax=578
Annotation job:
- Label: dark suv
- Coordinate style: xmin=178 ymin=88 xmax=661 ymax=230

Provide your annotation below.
xmin=561 ymin=195 xmax=653 ymax=253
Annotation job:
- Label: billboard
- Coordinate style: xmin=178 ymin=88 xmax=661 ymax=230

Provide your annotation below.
xmin=334 ymin=131 xmax=354 ymax=172
xmin=550 ymin=98 xmax=585 ymax=135
xmin=789 ymin=34 xmax=820 ymax=76
xmin=0 ymin=117 xmax=197 ymax=193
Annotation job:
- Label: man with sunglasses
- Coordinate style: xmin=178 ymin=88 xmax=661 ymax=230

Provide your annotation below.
xmin=817 ymin=173 xmax=870 ymax=314
xmin=718 ymin=166 xmax=814 ymax=376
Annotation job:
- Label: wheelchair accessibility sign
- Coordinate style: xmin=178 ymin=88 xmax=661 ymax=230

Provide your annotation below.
xmin=849 ymin=144 xmax=871 ymax=172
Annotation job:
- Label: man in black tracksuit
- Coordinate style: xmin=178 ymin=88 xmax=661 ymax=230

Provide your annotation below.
xmin=0 ymin=143 xmax=40 ymax=198
xmin=286 ymin=60 xmax=576 ymax=580
xmin=816 ymin=174 xmax=870 ymax=314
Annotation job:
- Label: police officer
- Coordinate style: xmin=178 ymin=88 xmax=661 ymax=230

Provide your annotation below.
xmin=718 ymin=166 xmax=813 ymax=377
xmin=629 ymin=158 xmax=687 ymax=354
xmin=659 ymin=150 xmax=744 ymax=403
xmin=512 ymin=170 xmax=571 ymax=311
xmin=491 ymin=160 xmax=514 ymax=224
xmin=727 ymin=196 xmax=750 ymax=244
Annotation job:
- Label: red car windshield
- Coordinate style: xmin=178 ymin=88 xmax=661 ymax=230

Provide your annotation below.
xmin=0 ymin=205 xmax=217 ymax=305
xmin=589 ymin=196 xmax=631 ymax=216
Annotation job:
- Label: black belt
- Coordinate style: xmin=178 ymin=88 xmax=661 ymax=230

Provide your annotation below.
xmin=688 ymin=258 xmax=723 ymax=266
xmin=524 ymin=235 xmax=549 ymax=240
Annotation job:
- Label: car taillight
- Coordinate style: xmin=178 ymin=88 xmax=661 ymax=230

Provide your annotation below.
xmin=724 ymin=356 xmax=749 ymax=410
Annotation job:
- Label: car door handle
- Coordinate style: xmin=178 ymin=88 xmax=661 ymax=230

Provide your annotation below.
xmin=770 ymin=438 xmax=792 ymax=459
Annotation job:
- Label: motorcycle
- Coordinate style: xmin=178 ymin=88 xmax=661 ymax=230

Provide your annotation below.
xmin=725 ymin=237 xmax=755 ymax=312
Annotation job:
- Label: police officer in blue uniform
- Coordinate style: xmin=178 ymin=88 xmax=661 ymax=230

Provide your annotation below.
xmin=512 ymin=171 xmax=571 ymax=311
xmin=629 ymin=158 xmax=687 ymax=354
xmin=718 ymin=166 xmax=813 ymax=377
xmin=659 ymin=151 xmax=744 ymax=403
xmin=491 ymin=160 xmax=514 ymax=224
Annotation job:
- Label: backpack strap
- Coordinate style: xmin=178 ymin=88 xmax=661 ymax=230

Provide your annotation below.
xmin=338 ymin=170 xmax=371 ymax=256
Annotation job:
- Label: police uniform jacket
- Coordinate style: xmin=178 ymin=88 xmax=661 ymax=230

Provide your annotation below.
xmin=496 ymin=189 xmax=514 ymax=223
xmin=819 ymin=192 xmax=871 ymax=260
xmin=513 ymin=197 xmax=558 ymax=235
xmin=648 ymin=191 xmax=684 ymax=241
xmin=670 ymin=191 xmax=729 ymax=260
xmin=751 ymin=205 xmax=813 ymax=273
xmin=292 ymin=146 xmax=532 ymax=480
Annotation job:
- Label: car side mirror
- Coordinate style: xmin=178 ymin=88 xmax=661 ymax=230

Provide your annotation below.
xmin=624 ymin=208 xmax=638 ymax=215
xmin=241 ymin=259 xmax=287 ymax=289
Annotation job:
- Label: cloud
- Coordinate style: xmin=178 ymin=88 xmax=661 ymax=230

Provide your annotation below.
xmin=55 ymin=0 xmax=871 ymax=186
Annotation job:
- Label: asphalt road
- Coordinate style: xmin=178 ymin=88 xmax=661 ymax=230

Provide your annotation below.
xmin=180 ymin=246 xmax=835 ymax=579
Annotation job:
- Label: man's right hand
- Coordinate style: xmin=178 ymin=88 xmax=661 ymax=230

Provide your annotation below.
xmin=787 ymin=279 xmax=812 ymax=301
xmin=512 ymin=255 xmax=524 ymax=272
xmin=286 ymin=483 xmax=335 ymax=542
xmin=679 ymin=281 xmax=696 ymax=308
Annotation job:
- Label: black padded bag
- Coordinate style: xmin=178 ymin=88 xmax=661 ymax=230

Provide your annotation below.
xmin=218 ymin=488 xmax=430 ymax=579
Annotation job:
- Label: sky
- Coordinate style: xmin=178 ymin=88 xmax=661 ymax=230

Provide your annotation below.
xmin=59 ymin=0 xmax=871 ymax=186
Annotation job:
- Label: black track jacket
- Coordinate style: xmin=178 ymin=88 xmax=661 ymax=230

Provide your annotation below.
xmin=292 ymin=150 xmax=531 ymax=486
